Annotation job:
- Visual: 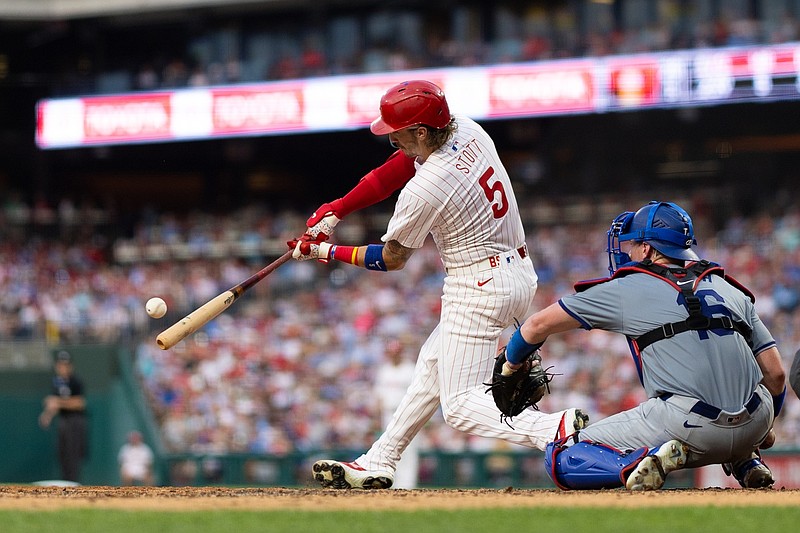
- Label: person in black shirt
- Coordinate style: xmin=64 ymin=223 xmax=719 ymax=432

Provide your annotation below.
xmin=39 ymin=351 xmax=87 ymax=483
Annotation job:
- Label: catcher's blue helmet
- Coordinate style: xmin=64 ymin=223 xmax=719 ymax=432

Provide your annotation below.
xmin=607 ymin=201 xmax=699 ymax=274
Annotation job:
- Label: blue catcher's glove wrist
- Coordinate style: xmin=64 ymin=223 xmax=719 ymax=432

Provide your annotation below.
xmin=506 ymin=328 xmax=544 ymax=365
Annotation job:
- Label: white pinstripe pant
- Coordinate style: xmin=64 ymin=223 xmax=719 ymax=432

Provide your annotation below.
xmin=356 ymin=256 xmax=578 ymax=474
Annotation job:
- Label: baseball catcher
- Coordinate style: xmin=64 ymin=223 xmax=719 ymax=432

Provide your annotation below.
xmin=486 ymin=347 xmax=552 ymax=424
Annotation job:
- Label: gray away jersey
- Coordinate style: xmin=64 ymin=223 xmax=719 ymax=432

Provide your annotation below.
xmin=559 ymin=270 xmax=775 ymax=412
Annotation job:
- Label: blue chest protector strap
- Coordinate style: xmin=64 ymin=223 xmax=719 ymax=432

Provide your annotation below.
xmin=575 ymin=259 xmax=754 ymax=351
xmin=632 ymin=260 xmax=753 ymax=350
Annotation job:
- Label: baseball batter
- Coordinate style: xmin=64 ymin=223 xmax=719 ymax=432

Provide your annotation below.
xmin=502 ymin=201 xmax=787 ymax=490
xmin=289 ymin=80 xmax=587 ymax=489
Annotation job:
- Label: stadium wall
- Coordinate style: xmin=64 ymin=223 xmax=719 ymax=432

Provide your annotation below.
xmin=0 ymin=345 xmax=162 ymax=485
xmin=3 ymin=344 xmax=800 ymax=488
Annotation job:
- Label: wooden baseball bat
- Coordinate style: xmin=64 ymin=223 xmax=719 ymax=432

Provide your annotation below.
xmin=156 ymin=250 xmax=294 ymax=350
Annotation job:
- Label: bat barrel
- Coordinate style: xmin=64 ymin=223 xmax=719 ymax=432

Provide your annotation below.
xmin=155 ymin=250 xmax=294 ymax=350
xmin=156 ymin=291 xmax=235 ymax=350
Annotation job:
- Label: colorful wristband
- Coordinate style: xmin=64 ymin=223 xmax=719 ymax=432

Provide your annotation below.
xmin=506 ymin=328 xmax=544 ymax=365
xmin=332 ymin=245 xmax=359 ymax=266
xmin=364 ymin=244 xmax=387 ymax=271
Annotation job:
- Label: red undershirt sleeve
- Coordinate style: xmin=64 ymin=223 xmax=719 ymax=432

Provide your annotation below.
xmin=332 ymin=150 xmax=416 ymax=218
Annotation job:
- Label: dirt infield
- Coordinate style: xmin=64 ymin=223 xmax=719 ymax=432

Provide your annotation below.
xmin=1 ymin=486 xmax=799 ymax=511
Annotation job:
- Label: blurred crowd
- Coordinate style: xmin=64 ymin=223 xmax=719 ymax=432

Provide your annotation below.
xmin=3 ymin=193 xmax=800 ymax=456
xmin=39 ymin=0 xmax=799 ymax=96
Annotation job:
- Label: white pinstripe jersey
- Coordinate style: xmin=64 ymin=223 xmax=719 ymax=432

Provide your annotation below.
xmin=382 ymin=115 xmax=526 ymax=270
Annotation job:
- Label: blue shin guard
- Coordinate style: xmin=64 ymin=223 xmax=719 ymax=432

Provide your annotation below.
xmin=545 ymin=440 xmax=649 ymax=490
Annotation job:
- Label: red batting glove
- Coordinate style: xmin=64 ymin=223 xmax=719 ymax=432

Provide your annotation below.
xmin=286 ymin=233 xmax=315 ymax=255
xmin=288 ymin=234 xmax=333 ymax=262
xmin=306 ymin=202 xmax=342 ymax=240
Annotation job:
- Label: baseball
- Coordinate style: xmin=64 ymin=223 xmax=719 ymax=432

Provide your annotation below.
xmin=145 ymin=297 xmax=168 ymax=319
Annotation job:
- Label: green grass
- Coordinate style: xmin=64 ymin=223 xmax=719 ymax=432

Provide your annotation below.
xmin=2 ymin=507 xmax=800 ymax=533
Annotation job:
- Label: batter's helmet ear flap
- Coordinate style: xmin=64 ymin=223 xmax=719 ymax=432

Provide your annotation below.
xmin=370 ymin=80 xmax=451 ymax=135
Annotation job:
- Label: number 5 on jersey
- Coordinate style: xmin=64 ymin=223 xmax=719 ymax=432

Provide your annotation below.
xmin=479 ymin=167 xmax=508 ymax=218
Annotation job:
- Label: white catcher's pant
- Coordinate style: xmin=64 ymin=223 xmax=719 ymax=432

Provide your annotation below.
xmin=356 ymin=255 xmax=579 ymax=475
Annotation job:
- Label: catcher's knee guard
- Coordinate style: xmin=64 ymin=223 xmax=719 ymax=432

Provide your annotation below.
xmin=545 ymin=440 xmax=649 ymax=490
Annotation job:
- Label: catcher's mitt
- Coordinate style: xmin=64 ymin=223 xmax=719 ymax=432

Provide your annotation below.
xmin=485 ymin=347 xmax=552 ymax=424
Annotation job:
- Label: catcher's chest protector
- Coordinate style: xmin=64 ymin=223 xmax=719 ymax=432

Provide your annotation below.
xmin=574 ymin=259 xmax=754 ymax=350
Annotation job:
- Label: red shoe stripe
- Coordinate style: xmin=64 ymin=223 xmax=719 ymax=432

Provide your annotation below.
xmin=556 ymin=412 xmax=567 ymax=440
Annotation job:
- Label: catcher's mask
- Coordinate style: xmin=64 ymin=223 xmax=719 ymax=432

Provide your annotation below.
xmin=607 ymin=201 xmax=699 ymax=275
xmin=370 ymin=80 xmax=451 ymax=135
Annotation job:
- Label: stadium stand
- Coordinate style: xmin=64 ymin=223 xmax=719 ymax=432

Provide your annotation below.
xmin=2 ymin=1 xmax=798 ymax=96
xmin=2 ymin=196 xmax=799 ymax=459
xmin=2 ymin=0 xmax=800 ymax=486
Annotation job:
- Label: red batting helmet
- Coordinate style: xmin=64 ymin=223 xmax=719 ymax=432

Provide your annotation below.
xmin=370 ymin=80 xmax=451 ymax=135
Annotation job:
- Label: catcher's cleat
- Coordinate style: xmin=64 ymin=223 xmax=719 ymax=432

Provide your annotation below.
xmin=722 ymin=452 xmax=774 ymax=488
xmin=626 ymin=439 xmax=688 ymax=491
xmin=312 ymin=460 xmax=393 ymax=490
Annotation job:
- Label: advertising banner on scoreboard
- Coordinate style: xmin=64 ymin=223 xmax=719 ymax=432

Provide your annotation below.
xmin=35 ymin=42 xmax=800 ymax=149
xmin=486 ymin=61 xmax=595 ymax=117
xmin=210 ymin=84 xmax=305 ymax=134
